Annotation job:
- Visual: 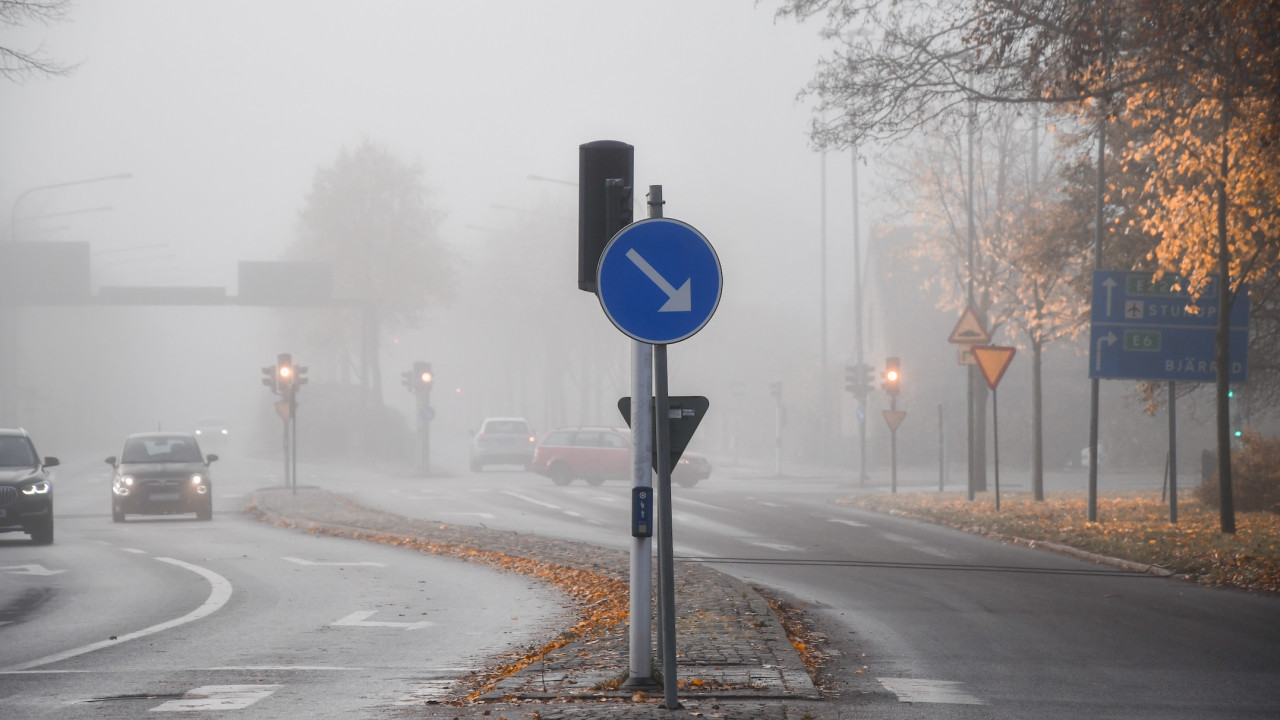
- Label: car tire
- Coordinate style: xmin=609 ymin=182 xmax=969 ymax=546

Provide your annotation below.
xmin=675 ymin=477 xmax=699 ymax=488
xmin=30 ymin=516 xmax=54 ymax=545
xmin=548 ymin=461 xmax=572 ymax=486
xmin=196 ymin=497 xmax=213 ymax=521
xmin=112 ymin=505 xmax=125 ymax=523
xmin=586 ymin=477 xmax=604 ymax=487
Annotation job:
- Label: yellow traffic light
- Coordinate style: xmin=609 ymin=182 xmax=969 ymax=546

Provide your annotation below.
xmin=420 ymin=371 xmax=432 ymax=384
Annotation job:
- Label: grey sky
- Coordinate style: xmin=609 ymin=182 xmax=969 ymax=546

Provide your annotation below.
xmin=3 ymin=2 xmax=859 ymax=300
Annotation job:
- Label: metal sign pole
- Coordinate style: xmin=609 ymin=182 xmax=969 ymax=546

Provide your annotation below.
xmin=654 ymin=342 xmax=679 ymax=710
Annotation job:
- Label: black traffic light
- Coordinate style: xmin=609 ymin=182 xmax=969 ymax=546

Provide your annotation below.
xmin=294 ymin=364 xmax=308 ymax=388
xmin=406 ymin=361 xmax=433 ymax=397
xmin=261 ymin=364 xmax=278 ymax=394
xmin=578 ymin=140 xmax=633 ymax=294
xmin=883 ymin=356 xmax=901 ymax=396
xmin=276 ymin=353 xmax=294 ymax=395
xmin=845 ymin=362 xmax=873 ymax=399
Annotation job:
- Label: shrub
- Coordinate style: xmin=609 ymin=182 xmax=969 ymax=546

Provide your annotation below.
xmin=1196 ymin=431 xmax=1280 ymax=513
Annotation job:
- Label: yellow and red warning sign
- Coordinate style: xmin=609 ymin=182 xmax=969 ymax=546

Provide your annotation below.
xmin=972 ymin=345 xmax=1016 ymax=389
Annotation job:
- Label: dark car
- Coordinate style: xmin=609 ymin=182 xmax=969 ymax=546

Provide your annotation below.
xmin=531 ymin=426 xmax=711 ymax=487
xmin=108 ymin=432 xmax=217 ymax=522
xmin=0 ymin=428 xmax=58 ymax=544
xmin=469 ymin=417 xmax=537 ymax=471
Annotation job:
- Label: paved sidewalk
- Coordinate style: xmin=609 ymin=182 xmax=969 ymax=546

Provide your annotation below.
xmin=248 ymin=487 xmax=833 ymax=719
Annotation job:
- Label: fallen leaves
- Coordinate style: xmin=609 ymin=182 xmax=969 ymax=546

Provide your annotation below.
xmin=840 ymin=491 xmax=1280 ymax=593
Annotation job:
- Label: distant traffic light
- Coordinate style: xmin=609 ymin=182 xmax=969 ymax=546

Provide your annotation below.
xmin=276 ymin=353 xmax=294 ymax=395
xmin=883 ymin=356 xmax=901 ymax=396
xmin=404 ymin=361 xmax=433 ymax=398
xmin=844 ymin=362 xmax=874 ymax=399
xmin=261 ymin=364 xmax=277 ymax=394
xmin=770 ymin=381 xmax=782 ymax=400
xmin=294 ymin=364 xmax=308 ymax=387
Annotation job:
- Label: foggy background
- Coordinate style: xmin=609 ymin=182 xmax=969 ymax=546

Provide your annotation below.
xmin=1 ymin=1 xmax=1212 ymax=477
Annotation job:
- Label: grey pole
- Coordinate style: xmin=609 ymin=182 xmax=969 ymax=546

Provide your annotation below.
xmin=623 ymin=189 xmax=660 ymax=688
xmin=1168 ymin=381 xmax=1178 ymax=523
xmin=654 ymin=341 xmax=679 ymax=709
xmin=852 ymin=149 xmax=868 ymax=483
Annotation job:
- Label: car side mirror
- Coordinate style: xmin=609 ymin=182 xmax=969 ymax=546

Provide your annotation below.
xmin=44 ymin=457 xmax=60 ymax=468
xmin=105 ymin=456 xmax=117 ymax=466
xmin=206 ymin=454 xmax=219 ymax=464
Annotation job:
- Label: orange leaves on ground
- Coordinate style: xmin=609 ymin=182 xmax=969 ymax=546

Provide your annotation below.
xmin=841 ymin=491 xmax=1280 ymax=594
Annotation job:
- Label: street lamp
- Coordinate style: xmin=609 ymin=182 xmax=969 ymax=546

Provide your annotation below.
xmin=9 ymin=172 xmax=133 ymax=241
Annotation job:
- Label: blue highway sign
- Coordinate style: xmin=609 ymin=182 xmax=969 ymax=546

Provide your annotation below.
xmin=1089 ymin=271 xmax=1248 ymax=382
xmin=596 ymin=218 xmax=722 ymax=344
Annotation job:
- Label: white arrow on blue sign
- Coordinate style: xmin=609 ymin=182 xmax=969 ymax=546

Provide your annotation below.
xmin=596 ymin=218 xmax=722 ymax=345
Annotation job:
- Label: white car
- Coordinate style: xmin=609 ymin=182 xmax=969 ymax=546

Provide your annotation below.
xmin=469 ymin=417 xmax=536 ymax=471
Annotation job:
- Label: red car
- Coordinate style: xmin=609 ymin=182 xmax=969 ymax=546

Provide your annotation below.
xmin=531 ymin=427 xmax=711 ymax=487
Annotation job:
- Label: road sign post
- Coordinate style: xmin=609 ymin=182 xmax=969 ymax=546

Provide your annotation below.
xmin=595 ymin=194 xmax=722 ymax=710
xmin=973 ymin=346 xmax=1016 ymax=510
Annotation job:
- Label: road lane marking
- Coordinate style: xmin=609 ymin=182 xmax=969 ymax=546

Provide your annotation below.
xmin=0 ymin=557 xmax=233 ymax=672
xmin=151 ymin=684 xmax=282 ymax=711
xmin=332 ymin=610 xmax=433 ymax=630
xmin=829 ymin=518 xmax=868 ymax=528
xmin=878 ymin=678 xmax=985 ymax=704
xmin=0 ymin=564 xmax=65 ymax=576
xmin=436 ymin=512 xmax=496 ymax=519
xmin=501 ymin=491 xmax=561 ymax=510
xmin=123 ymin=548 xmax=148 ymax=554
xmin=281 ymin=557 xmax=386 ymax=567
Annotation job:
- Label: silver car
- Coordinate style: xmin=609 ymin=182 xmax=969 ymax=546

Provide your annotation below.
xmin=469 ymin=417 xmax=536 ymax=471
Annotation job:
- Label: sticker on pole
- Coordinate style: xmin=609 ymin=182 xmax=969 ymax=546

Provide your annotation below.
xmin=596 ymin=218 xmax=722 ymax=344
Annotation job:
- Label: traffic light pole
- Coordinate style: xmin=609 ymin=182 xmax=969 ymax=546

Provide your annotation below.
xmin=290 ymin=390 xmax=298 ymax=495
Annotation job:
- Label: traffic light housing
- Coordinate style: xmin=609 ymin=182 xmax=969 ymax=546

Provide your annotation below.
xmin=276 ymin=353 xmax=294 ymax=395
xmin=578 ymin=140 xmax=633 ymax=294
xmin=770 ymin=381 xmax=782 ymax=400
xmin=261 ymin=364 xmax=277 ymax=394
xmin=845 ymin=362 xmax=874 ymax=399
xmin=405 ymin=361 xmax=433 ymax=398
xmin=883 ymin=357 xmax=901 ymax=396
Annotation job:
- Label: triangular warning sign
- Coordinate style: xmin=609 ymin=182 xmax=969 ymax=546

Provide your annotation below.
xmin=618 ymin=396 xmax=710 ymax=468
xmin=948 ymin=306 xmax=991 ymax=344
xmin=972 ymin=345 xmax=1016 ymax=389
xmin=883 ymin=409 xmax=907 ymax=431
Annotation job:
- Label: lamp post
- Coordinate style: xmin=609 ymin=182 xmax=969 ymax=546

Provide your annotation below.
xmin=3 ymin=172 xmax=132 ymax=424
xmin=9 ymin=172 xmax=133 ymax=241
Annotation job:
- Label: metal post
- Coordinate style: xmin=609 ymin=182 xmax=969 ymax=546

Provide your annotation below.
xmin=654 ymin=342 xmax=679 ymax=709
xmin=1168 ymin=381 xmax=1178 ymax=523
xmin=938 ymin=403 xmax=945 ymax=492
xmin=993 ymin=386 xmax=1001 ymax=511
xmin=819 ymin=152 xmax=828 ymax=463
xmin=1088 ymin=106 xmax=1107 ymax=523
xmin=624 ymin=186 xmax=661 ymax=689
xmin=290 ymin=391 xmax=298 ymax=494
xmin=852 ymin=149 xmax=868 ymax=483
xmin=890 ymin=395 xmax=898 ymax=494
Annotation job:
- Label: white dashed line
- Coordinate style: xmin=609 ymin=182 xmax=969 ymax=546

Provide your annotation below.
xmin=878 ymin=677 xmax=985 ymax=704
xmin=151 ymin=684 xmax=282 ymax=711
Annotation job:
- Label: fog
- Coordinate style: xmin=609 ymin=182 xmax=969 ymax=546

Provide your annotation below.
xmin=1 ymin=1 xmax=1215 ymax=477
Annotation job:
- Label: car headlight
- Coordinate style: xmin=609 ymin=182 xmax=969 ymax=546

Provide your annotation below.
xmin=120 ymin=475 xmax=134 ymax=486
xmin=22 ymin=481 xmax=50 ymax=495
xmin=191 ymin=474 xmax=204 ymax=485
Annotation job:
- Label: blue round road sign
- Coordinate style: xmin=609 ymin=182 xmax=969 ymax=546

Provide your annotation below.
xmin=596 ymin=218 xmax=722 ymax=344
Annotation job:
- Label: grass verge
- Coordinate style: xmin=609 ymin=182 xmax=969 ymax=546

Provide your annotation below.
xmin=838 ymin=491 xmax=1280 ymax=594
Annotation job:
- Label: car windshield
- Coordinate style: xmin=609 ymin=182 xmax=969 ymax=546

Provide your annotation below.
xmin=485 ymin=421 xmax=529 ymax=434
xmin=121 ymin=437 xmax=204 ymax=463
xmin=0 ymin=436 xmax=37 ymax=466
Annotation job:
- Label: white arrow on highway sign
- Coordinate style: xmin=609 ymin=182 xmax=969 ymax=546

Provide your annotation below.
xmin=596 ymin=217 xmax=722 ymax=345
xmin=626 ymin=248 xmax=691 ymax=312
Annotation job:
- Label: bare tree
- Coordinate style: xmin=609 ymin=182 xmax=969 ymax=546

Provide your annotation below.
xmin=1 ymin=0 xmax=76 ymax=81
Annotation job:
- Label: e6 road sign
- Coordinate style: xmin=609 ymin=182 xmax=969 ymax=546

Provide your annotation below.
xmin=1089 ymin=270 xmax=1248 ymax=382
xmin=596 ymin=218 xmax=722 ymax=345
